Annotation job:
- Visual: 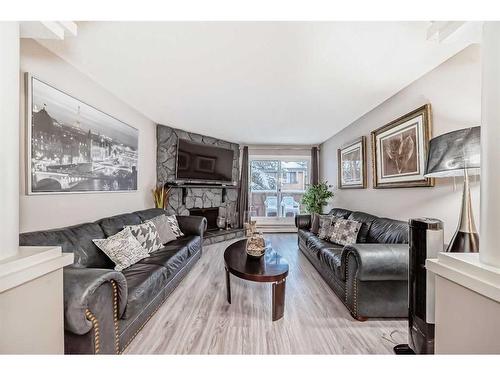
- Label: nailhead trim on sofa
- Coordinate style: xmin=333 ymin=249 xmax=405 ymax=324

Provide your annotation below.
xmin=110 ymin=280 xmax=120 ymax=354
xmin=344 ymin=254 xmax=362 ymax=320
xmin=84 ymin=309 xmax=100 ymax=354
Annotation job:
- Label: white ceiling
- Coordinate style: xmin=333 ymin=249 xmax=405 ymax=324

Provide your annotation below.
xmin=37 ymin=22 xmax=473 ymax=145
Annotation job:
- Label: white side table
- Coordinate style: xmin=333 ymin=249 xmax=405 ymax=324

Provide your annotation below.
xmin=426 ymin=252 xmax=500 ymax=354
xmin=0 ymin=247 xmax=73 ymax=354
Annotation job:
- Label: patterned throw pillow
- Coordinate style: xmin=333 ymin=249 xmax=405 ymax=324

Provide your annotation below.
xmin=166 ymin=215 xmax=184 ymax=237
xmin=318 ymin=215 xmax=334 ymax=240
xmin=125 ymin=221 xmax=163 ymax=253
xmin=329 ymin=218 xmax=362 ymax=246
xmin=93 ymin=227 xmax=150 ymax=271
xmin=310 ymin=213 xmax=320 ymax=234
xmin=146 ymin=214 xmax=177 ymax=245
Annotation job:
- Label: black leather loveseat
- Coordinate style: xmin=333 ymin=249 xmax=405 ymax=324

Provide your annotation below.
xmin=19 ymin=208 xmax=206 ymax=354
xmin=295 ymin=208 xmax=409 ymax=320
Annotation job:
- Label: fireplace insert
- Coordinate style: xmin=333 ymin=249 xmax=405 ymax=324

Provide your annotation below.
xmin=189 ymin=207 xmax=220 ymax=231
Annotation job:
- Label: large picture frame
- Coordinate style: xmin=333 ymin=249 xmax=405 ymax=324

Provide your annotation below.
xmin=26 ymin=73 xmax=139 ymax=195
xmin=338 ymin=136 xmax=367 ymax=189
xmin=371 ymin=104 xmax=434 ymax=188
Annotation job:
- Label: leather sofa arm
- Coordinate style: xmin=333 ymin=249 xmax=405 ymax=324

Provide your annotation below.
xmin=64 ymin=267 xmax=128 ymax=335
xmin=295 ymin=214 xmax=311 ymax=230
xmin=176 ymin=215 xmax=207 ymax=236
xmin=341 ymin=243 xmax=409 ymax=281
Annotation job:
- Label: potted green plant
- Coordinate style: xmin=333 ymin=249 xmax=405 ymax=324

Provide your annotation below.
xmin=301 ymin=182 xmax=334 ymax=214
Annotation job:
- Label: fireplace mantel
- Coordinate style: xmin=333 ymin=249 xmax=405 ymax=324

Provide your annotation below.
xmin=166 ymin=183 xmax=238 ymax=205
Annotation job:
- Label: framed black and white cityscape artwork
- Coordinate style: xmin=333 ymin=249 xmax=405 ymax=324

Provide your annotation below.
xmin=337 ymin=136 xmax=366 ymax=189
xmin=26 ymin=74 xmax=139 ymax=194
xmin=371 ymin=104 xmax=434 ymax=188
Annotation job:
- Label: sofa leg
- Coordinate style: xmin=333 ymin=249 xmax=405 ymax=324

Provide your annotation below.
xmin=351 ymin=312 xmax=367 ymax=322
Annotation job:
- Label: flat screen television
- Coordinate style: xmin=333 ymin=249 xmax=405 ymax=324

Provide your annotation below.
xmin=175 ymin=139 xmax=234 ymax=184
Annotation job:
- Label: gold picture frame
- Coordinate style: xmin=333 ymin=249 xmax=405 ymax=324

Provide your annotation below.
xmin=371 ymin=104 xmax=434 ymax=188
xmin=338 ymin=136 xmax=367 ymax=189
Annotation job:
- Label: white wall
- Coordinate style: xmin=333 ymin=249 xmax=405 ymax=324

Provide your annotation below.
xmin=0 ymin=22 xmax=20 ymax=259
xmin=480 ymin=22 xmax=500 ymax=267
xmin=19 ymin=39 xmax=157 ymax=232
xmin=320 ymin=44 xmax=481 ymax=242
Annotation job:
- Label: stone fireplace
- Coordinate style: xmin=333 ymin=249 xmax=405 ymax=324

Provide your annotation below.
xmin=156 ymin=124 xmax=244 ymax=244
xmin=189 ymin=207 xmax=220 ymax=232
xmin=156 ymin=124 xmax=240 ymax=221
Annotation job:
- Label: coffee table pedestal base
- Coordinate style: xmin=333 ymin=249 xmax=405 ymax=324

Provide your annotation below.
xmin=224 ymin=271 xmax=286 ymax=321
xmin=272 ymin=279 xmax=286 ymax=321
xmin=225 ymin=267 xmax=231 ymax=304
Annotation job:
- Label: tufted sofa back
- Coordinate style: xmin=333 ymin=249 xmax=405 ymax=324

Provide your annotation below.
xmin=19 ymin=208 xmax=170 ymax=268
xmin=328 ymin=208 xmax=352 ymax=219
xmin=19 ymin=222 xmax=113 ymax=268
xmin=327 ymin=207 xmax=408 ymax=244
xmin=366 ymin=217 xmax=408 ymax=244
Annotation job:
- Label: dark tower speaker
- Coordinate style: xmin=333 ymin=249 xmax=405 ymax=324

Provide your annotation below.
xmin=394 ymin=218 xmax=443 ymax=355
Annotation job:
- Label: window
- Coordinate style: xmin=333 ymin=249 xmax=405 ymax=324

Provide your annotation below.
xmin=250 ymin=160 xmax=278 ymax=192
xmin=283 ymin=171 xmax=298 ymax=184
xmin=249 ymin=158 xmax=309 ymax=219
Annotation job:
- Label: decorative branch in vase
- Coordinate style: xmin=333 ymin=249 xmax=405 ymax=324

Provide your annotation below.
xmin=152 ymin=185 xmax=171 ymax=209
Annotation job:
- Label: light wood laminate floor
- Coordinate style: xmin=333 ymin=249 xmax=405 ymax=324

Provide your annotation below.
xmin=124 ymin=234 xmax=406 ymax=354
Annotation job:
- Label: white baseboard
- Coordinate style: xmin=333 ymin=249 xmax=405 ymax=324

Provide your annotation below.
xmin=256 ymin=225 xmax=297 ymax=233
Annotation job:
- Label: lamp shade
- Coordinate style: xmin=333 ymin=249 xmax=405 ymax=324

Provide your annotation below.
xmin=424 ymin=126 xmax=480 ymax=178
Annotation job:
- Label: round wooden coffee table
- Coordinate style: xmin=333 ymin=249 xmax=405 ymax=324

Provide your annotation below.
xmin=223 ymin=239 xmax=289 ymax=321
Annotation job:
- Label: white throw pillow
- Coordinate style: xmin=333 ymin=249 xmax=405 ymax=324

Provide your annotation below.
xmin=125 ymin=221 xmax=163 ymax=253
xmin=93 ymin=227 xmax=150 ymax=271
xmin=166 ymin=215 xmax=184 ymax=237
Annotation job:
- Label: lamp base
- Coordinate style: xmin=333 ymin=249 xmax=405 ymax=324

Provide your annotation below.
xmin=447 ymin=230 xmax=479 ymax=253
xmin=446 ymin=169 xmax=479 ymax=253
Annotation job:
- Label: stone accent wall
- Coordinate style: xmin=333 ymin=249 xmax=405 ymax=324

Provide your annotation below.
xmin=157 ymin=124 xmax=240 ymax=218
xmin=204 ymin=228 xmax=245 ymax=246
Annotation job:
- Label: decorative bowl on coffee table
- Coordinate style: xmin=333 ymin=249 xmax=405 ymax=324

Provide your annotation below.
xmin=246 ymin=234 xmax=266 ymax=257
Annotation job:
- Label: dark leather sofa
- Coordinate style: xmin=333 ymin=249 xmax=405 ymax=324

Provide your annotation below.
xmin=295 ymin=208 xmax=409 ymax=320
xmin=19 ymin=208 xmax=206 ymax=354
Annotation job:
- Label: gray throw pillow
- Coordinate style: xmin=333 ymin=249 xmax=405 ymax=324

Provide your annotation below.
xmin=147 ymin=214 xmax=177 ymax=245
xmin=318 ymin=215 xmax=335 ymax=240
xmin=166 ymin=215 xmax=184 ymax=237
xmin=125 ymin=221 xmax=163 ymax=253
xmin=93 ymin=227 xmax=150 ymax=271
xmin=311 ymin=213 xmax=320 ymax=234
xmin=329 ymin=218 xmax=362 ymax=246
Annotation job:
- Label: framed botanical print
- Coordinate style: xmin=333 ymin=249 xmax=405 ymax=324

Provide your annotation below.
xmin=371 ymin=104 xmax=434 ymax=188
xmin=338 ymin=136 xmax=366 ymax=189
